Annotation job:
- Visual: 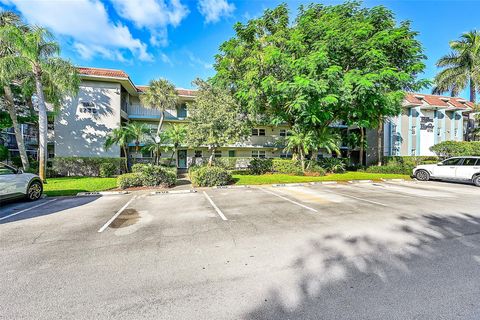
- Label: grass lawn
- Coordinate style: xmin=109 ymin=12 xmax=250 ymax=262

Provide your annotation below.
xmin=232 ymin=172 xmax=411 ymax=185
xmin=43 ymin=177 xmax=117 ymax=196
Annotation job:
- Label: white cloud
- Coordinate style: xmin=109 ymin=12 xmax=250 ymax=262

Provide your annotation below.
xmin=186 ymin=51 xmax=213 ymax=70
xmin=160 ymin=53 xmax=173 ymax=66
xmin=109 ymin=0 xmax=189 ymax=46
xmin=2 ymin=0 xmax=153 ymax=62
xmin=198 ymin=0 xmax=235 ymax=24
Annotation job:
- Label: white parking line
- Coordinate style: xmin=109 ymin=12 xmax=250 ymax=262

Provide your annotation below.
xmin=97 ymin=196 xmax=137 ymax=233
xmin=259 ymin=187 xmax=319 ymax=213
xmin=203 ymin=191 xmax=228 ymax=221
xmin=0 ymin=199 xmax=57 ymax=222
xmin=320 ymin=188 xmax=389 ymax=207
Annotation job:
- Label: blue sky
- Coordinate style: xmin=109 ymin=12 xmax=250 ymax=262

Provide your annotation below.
xmin=1 ymin=0 xmax=479 ymax=98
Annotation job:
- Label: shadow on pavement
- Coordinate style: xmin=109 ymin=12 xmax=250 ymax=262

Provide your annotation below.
xmin=0 ymin=196 xmax=101 ymax=224
xmin=244 ymin=213 xmax=480 ymax=319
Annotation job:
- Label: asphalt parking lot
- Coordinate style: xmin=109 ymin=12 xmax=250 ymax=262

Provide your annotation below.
xmin=1 ymin=180 xmax=480 ymax=320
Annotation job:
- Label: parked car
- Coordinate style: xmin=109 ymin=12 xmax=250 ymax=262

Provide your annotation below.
xmin=413 ymin=156 xmax=480 ymax=187
xmin=0 ymin=162 xmax=43 ymax=201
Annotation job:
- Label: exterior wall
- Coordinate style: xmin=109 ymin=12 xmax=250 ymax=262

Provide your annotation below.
xmin=54 ymin=80 xmax=122 ymax=158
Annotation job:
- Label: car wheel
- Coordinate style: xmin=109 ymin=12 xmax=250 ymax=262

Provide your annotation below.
xmin=27 ymin=180 xmax=43 ymax=201
xmin=415 ymin=169 xmax=430 ymax=181
xmin=473 ymin=175 xmax=480 ymax=187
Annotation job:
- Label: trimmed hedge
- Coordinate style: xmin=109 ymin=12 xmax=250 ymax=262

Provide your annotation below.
xmin=189 ymin=166 xmax=231 ymax=187
xmin=364 ymin=164 xmax=412 ymax=175
xmin=430 ymin=141 xmax=480 ymax=157
xmin=99 ymin=162 xmax=117 ymax=178
xmin=249 ymin=158 xmax=273 ymax=175
xmin=272 ymin=159 xmax=303 ymax=175
xmin=117 ymin=164 xmax=176 ymax=189
xmin=52 ymin=157 xmax=124 ymax=177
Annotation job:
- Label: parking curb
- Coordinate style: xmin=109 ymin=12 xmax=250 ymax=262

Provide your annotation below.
xmin=213 ymin=185 xmax=251 ymax=189
xmin=76 ymin=191 xmax=130 ymax=196
xmin=348 ymin=180 xmax=373 ymax=184
xmin=380 ymin=178 xmax=406 ymax=182
xmin=271 ymin=183 xmax=308 ymax=187
xmin=150 ymin=189 xmax=197 ymax=195
xmin=309 ymin=181 xmax=338 ymax=185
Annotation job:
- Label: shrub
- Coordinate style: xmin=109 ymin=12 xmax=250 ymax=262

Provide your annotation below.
xmin=249 ymin=158 xmax=273 ymax=175
xmin=117 ymin=173 xmax=144 ymax=189
xmin=318 ymin=158 xmax=346 ymax=173
xmin=430 ymin=141 xmax=480 ymax=158
xmin=189 ymin=166 xmax=231 ymax=187
xmin=52 ymin=157 xmax=124 ymax=177
xmin=364 ymin=164 xmax=412 ymax=175
xmin=384 ymin=156 xmax=439 ymax=166
xmin=272 ymin=159 xmax=303 ymax=175
xmin=140 ymin=164 xmax=176 ymax=187
xmin=99 ymin=162 xmax=117 ymax=178
xmin=0 ymin=145 xmax=8 ymax=161
xmin=304 ymin=160 xmax=326 ymax=176
xmin=131 ymin=163 xmax=149 ymax=173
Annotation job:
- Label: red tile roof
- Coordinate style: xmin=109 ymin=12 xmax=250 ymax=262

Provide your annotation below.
xmin=77 ymin=67 xmax=129 ymax=79
xmin=405 ymin=92 xmax=473 ymax=110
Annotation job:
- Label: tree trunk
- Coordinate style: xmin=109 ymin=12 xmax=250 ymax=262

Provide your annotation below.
xmin=377 ymin=117 xmax=383 ymax=166
xmin=208 ymin=147 xmax=215 ymax=166
xmin=4 ymin=85 xmax=30 ymax=171
xmin=359 ymin=127 xmax=364 ymax=166
xmin=299 ymin=147 xmax=305 ymax=172
xmin=34 ymin=70 xmax=48 ymax=181
xmin=122 ymin=145 xmax=128 ymax=173
xmin=169 ymin=149 xmax=175 ymax=167
xmin=470 ymin=78 xmax=477 ymax=104
xmin=156 ymin=111 xmax=165 ymax=136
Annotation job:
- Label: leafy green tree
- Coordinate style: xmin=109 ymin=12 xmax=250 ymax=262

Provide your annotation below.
xmin=140 ymin=79 xmax=178 ymax=136
xmin=186 ymin=78 xmax=250 ymax=165
xmin=0 ymin=11 xmax=30 ymax=170
xmin=214 ymin=2 xmax=426 ymax=166
xmin=0 ymin=25 xmax=79 ymax=180
xmin=433 ymin=30 xmax=480 ymax=103
xmin=104 ymin=126 xmax=134 ymax=172
xmin=164 ymin=124 xmax=187 ymax=166
xmin=126 ymin=122 xmax=149 ymax=152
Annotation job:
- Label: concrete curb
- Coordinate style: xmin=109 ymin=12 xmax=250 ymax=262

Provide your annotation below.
xmin=76 ymin=191 xmax=130 ymax=196
xmin=271 ymin=183 xmax=308 ymax=187
xmin=150 ymin=189 xmax=197 ymax=195
xmin=348 ymin=180 xmax=373 ymax=184
xmin=213 ymin=185 xmax=251 ymax=189
xmin=309 ymin=181 xmax=338 ymax=185
xmin=381 ymin=178 xmax=406 ymax=182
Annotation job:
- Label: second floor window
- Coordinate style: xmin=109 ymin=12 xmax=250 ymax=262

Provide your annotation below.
xmin=252 ymin=128 xmax=265 ymax=136
xmin=279 ymin=129 xmax=292 ymax=137
xmin=177 ymin=104 xmax=187 ymax=118
xmin=79 ymin=101 xmax=97 ymax=114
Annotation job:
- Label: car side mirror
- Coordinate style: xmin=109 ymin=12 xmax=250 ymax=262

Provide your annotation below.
xmin=437 ymin=162 xmax=443 ymax=166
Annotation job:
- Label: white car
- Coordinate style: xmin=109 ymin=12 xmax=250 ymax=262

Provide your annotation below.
xmin=413 ymin=156 xmax=480 ymax=187
xmin=0 ymin=162 xmax=43 ymax=201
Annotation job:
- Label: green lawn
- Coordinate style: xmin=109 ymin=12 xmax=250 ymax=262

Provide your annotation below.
xmin=232 ymin=172 xmax=411 ymax=185
xmin=43 ymin=177 xmax=117 ymax=196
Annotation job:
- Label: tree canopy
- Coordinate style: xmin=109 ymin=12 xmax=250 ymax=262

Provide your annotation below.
xmin=214 ymin=2 xmax=427 ymax=130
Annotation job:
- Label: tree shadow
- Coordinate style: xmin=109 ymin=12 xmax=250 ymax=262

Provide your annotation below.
xmin=244 ymin=213 xmax=480 ymax=319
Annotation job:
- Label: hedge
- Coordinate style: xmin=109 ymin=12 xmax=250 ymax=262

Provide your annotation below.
xmin=117 ymin=164 xmax=176 ymax=189
xmin=272 ymin=159 xmax=303 ymax=175
xmin=189 ymin=166 xmax=231 ymax=187
xmin=430 ymin=141 xmax=480 ymax=158
xmin=52 ymin=157 xmax=125 ymax=177
xmin=117 ymin=173 xmax=143 ymax=189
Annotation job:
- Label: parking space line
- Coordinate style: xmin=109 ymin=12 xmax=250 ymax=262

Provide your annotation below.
xmin=97 ymin=195 xmax=137 ymax=233
xmin=320 ymin=188 xmax=389 ymax=207
xmin=203 ymin=191 xmax=228 ymax=221
xmin=259 ymin=187 xmax=318 ymax=213
xmin=0 ymin=199 xmax=57 ymax=222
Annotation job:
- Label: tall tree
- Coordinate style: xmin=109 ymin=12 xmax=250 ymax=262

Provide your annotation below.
xmin=104 ymin=126 xmax=134 ymax=172
xmin=0 ymin=11 xmax=29 ymax=170
xmin=433 ymin=30 xmax=480 ymax=103
xmin=126 ymin=122 xmax=149 ymax=152
xmin=186 ymin=79 xmax=250 ymax=165
xmin=214 ymin=2 xmax=426 ymax=166
xmin=0 ymin=25 xmax=79 ymax=180
xmin=164 ymin=124 xmax=187 ymax=166
xmin=140 ymin=79 xmax=178 ymax=137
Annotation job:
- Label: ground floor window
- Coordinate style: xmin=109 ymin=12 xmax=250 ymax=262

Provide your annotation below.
xmin=252 ymin=150 xmax=266 ymax=158
xmin=194 ymin=150 xmax=203 ymax=158
xmin=280 ymin=152 xmax=292 ymax=159
xmin=214 ymin=150 xmax=222 ymax=158
xmin=141 ymin=149 xmax=152 ymax=158
xmin=228 ymin=150 xmax=235 ymax=157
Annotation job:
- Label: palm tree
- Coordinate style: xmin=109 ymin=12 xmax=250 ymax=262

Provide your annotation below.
xmin=0 ymin=11 xmax=29 ymax=170
xmin=139 ymin=79 xmax=178 ymax=136
xmin=164 ymin=124 xmax=187 ymax=166
xmin=433 ymin=30 xmax=480 ymax=103
xmin=104 ymin=126 xmax=134 ymax=172
xmin=143 ymin=133 xmax=168 ymax=165
xmin=126 ymin=122 xmax=149 ymax=152
xmin=0 ymin=25 xmax=79 ymax=180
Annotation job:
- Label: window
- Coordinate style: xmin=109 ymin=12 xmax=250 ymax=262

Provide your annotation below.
xmin=141 ymin=149 xmax=152 ymax=158
xmin=411 ymin=126 xmax=416 ymax=136
xmin=252 ymin=150 xmax=266 ymax=158
xmin=214 ymin=150 xmax=222 ymax=158
xmin=79 ymin=101 xmax=97 ymax=114
xmin=460 ymin=158 xmax=479 ymax=166
xmin=177 ymin=103 xmax=187 ymax=118
xmin=194 ymin=150 xmax=202 ymax=158
xmin=252 ymin=128 xmax=266 ymax=136
xmin=228 ymin=150 xmax=235 ymax=157
xmin=279 ymin=129 xmax=291 ymax=137
xmin=442 ymin=158 xmax=463 ymax=166
xmin=411 ymin=148 xmax=416 ymax=156
xmin=0 ymin=164 xmax=16 ymax=175
xmin=280 ymin=152 xmax=292 ymax=159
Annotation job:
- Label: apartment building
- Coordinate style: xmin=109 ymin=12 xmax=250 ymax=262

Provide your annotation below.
xmin=4 ymin=67 xmax=473 ymax=168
